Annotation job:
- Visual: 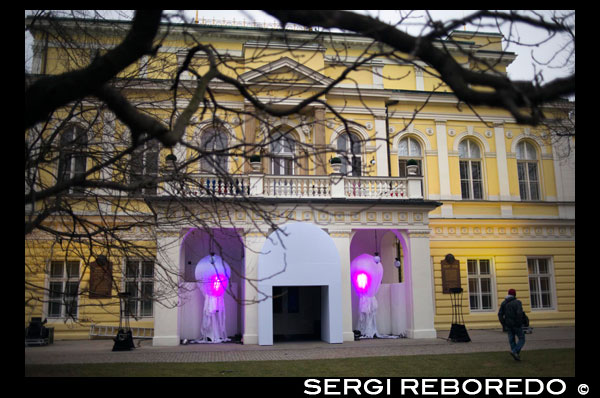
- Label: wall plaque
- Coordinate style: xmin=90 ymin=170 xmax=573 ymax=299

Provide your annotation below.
xmin=441 ymin=254 xmax=461 ymax=294
xmin=89 ymin=258 xmax=113 ymax=299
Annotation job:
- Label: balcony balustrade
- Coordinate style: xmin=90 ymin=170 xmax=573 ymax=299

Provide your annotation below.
xmin=163 ymin=173 xmax=423 ymax=200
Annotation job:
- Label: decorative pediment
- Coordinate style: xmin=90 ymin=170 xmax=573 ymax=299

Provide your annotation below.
xmin=240 ymin=57 xmax=334 ymax=87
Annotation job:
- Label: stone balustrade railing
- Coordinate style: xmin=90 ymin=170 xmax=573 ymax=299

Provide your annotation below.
xmin=163 ymin=173 xmax=423 ymax=200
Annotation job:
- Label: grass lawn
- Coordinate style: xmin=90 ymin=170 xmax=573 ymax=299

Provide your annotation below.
xmin=25 ymin=348 xmax=574 ymax=377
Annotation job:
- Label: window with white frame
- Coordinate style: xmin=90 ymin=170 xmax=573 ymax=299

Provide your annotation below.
xmin=57 ymin=124 xmax=88 ymax=193
xmin=459 ymin=139 xmax=483 ymax=199
xmin=528 ymin=258 xmax=554 ymax=310
xmin=130 ymin=139 xmax=159 ymax=195
xmin=199 ymin=127 xmax=229 ymax=174
xmin=516 ymin=140 xmax=540 ymax=201
xmin=124 ymin=259 xmax=154 ymax=318
xmin=47 ymin=260 xmax=80 ymax=319
xmin=398 ymin=136 xmax=423 ymax=177
xmin=271 ymin=130 xmax=297 ymax=175
xmin=467 ymin=259 xmax=494 ymax=311
xmin=336 ymin=132 xmax=363 ymax=176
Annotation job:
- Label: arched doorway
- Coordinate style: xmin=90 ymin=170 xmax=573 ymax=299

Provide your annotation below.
xmin=257 ymin=222 xmax=343 ymax=345
xmin=178 ymin=227 xmax=244 ymax=342
xmin=349 ymin=228 xmax=410 ymax=337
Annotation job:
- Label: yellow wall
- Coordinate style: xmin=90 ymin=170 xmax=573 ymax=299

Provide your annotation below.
xmin=25 ymin=238 xmax=156 ymax=340
xmin=430 ymin=230 xmax=575 ymax=331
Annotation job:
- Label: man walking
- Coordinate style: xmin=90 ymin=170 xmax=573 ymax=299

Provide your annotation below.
xmin=498 ymin=288 xmax=525 ymax=361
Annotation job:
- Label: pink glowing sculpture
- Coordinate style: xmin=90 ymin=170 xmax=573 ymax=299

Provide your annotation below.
xmin=195 ymin=254 xmax=231 ymax=343
xmin=350 ymin=253 xmax=383 ymax=338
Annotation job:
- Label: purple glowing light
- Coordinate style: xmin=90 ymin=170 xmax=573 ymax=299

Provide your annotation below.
xmin=350 ymin=253 xmax=383 ymax=297
xmin=356 ymin=272 xmax=369 ymax=291
xmin=210 ymin=274 xmax=226 ymax=296
xmin=195 ymin=255 xmax=231 ymax=298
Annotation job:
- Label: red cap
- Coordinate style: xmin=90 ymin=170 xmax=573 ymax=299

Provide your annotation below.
xmin=508 ymin=289 xmax=516 ymax=296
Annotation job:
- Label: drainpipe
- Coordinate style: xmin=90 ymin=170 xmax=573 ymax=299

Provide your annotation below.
xmin=385 ymin=100 xmax=399 ymax=177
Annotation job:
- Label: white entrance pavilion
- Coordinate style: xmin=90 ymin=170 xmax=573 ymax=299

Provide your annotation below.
xmin=151 ymin=200 xmax=440 ymax=346
xmin=257 ymin=222 xmax=343 ymax=345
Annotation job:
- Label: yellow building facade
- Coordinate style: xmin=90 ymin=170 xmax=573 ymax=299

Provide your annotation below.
xmin=25 ymin=17 xmax=574 ymax=342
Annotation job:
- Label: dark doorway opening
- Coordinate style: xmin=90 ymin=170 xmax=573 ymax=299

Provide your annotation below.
xmin=273 ymin=286 xmax=322 ymax=342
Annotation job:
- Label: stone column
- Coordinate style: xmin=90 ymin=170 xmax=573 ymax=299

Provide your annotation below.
xmin=330 ymin=229 xmax=355 ymax=342
xmin=241 ymin=230 xmax=266 ymax=345
xmin=153 ymin=230 xmax=182 ymax=346
xmin=404 ymin=229 xmax=437 ymax=339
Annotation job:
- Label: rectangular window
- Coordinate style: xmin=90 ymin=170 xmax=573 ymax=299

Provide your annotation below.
xmin=528 ymin=258 xmax=554 ymax=310
xmin=459 ymin=161 xmax=471 ymax=199
xmin=398 ymin=159 xmax=422 ymax=177
xmin=47 ymin=260 xmax=80 ymax=319
xmin=130 ymin=140 xmax=158 ymax=195
xmin=467 ymin=259 xmax=494 ymax=311
xmin=272 ymin=157 xmax=294 ymax=175
xmin=518 ymin=162 xmax=540 ymax=200
xmin=528 ymin=163 xmax=539 ymax=200
xmin=471 ymin=162 xmax=483 ymax=199
xmin=460 ymin=161 xmax=482 ymax=199
xmin=124 ymin=259 xmax=154 ymax=317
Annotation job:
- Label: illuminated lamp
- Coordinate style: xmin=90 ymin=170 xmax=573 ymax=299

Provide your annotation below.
xmin=350 ymin=253 xmax=383 ymax=298
xmin=195 ymin=254 xmax=230 ymax=297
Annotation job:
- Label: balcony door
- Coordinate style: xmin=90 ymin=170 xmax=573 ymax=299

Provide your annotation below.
xmin=271 ymin=130 xmax=296 ymax=175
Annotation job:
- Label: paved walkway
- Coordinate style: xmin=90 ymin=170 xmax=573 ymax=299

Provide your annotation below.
xmin=25 ymin=327 xmax=574 ymax=365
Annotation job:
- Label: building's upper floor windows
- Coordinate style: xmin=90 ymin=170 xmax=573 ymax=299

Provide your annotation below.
xmin=337 ymin=132 xmax=363 ymax=176
xmin=270 ymin=129 xmax=297 ymax=175
xmin=459 ymin=138 xmax=483 ymax=200
xmin=516 ymin=140 xmax=540 ymax=201
xmin=57 ymin=124 xmax=88 ymax=193
xmin=199 ymin=127 xmax=229 ymax=174
xmin=130 ymin=139 xmax=159 ymax=196
xmin=398 ymin=136 xmax=423 ymax=177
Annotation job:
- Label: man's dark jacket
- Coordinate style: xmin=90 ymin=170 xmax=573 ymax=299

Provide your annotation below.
xmin=498 ymin=295 xmax=524 ymax=329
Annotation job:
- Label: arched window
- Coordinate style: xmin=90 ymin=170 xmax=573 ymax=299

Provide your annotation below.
xmin=458 ymin=138 xmax=483 ymax=199
xmin=336 ymin=132 xmax=363 ymax=176
xmin=57 ymin=124 xmax=88 ymax=193
xmin=516 ymin=140 xmax=540 ymax=200
xmin=398 ymin=136 xmax=423 ymax=177
xmin=199 ymin=127 xmax=228 ymax=174
xmin=271 ymin=129 xmax=296 ymax=175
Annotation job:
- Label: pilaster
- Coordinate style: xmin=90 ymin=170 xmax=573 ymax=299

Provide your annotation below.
xmin=242 ymin=230 xmax=267 ymax=345
xmin=314 ymin=106 xmax=327 ymax=175
xmin=435 ymin=120 xmax=452 ymax=200
xmin=404 ymin=229 xmax=437 ymax=339
xmin=329 ymin=229 xmax=355 ymax=342
xmin=153 ymin=230 xmax=182 ymax=346
xmin=374 ymin=117 xmax=389 ymax=176
xmin=243 ymin=105 xmax=257 ymax=173
xmin=493 ymin=122 xmax=511 ymax=201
